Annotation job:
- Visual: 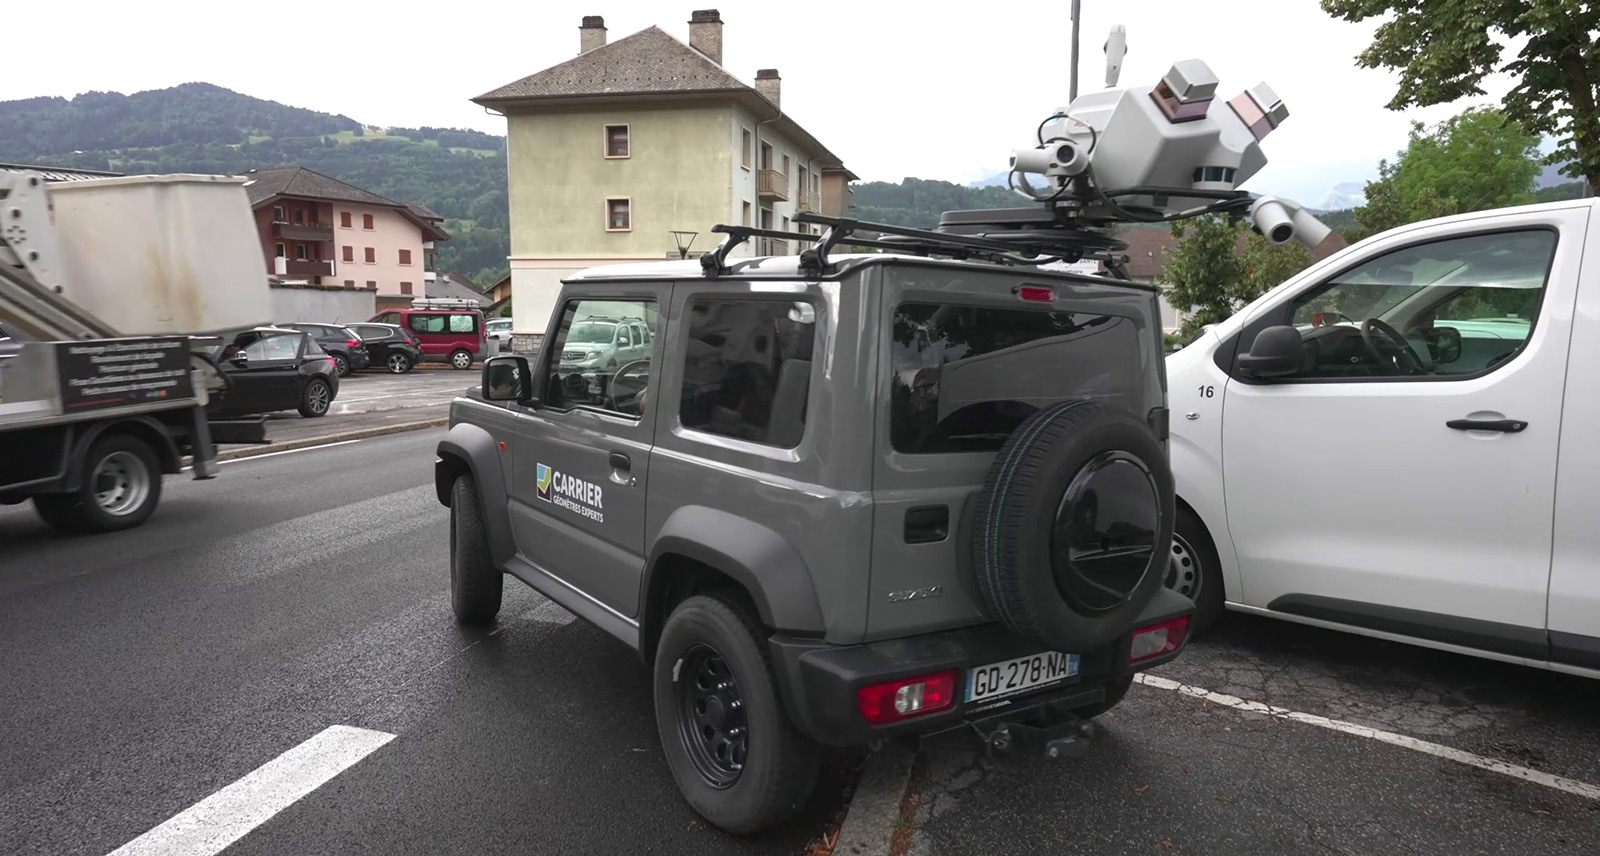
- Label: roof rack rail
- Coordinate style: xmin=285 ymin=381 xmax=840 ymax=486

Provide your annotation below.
xmin=695 ymin=208 xmax=1141 ymax=281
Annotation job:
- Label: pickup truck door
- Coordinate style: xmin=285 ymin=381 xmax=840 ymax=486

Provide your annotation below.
xmin=507 ymin=291 xmax=667 ymax=618
xmin=1547 ymin=205 xmax=1600 ymax=670
xmin=1219 ymin=208 xmax=1585 ymax=655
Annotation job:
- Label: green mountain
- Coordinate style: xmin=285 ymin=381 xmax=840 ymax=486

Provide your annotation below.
xmin=0 ymin=83 xmax=511 ymax=287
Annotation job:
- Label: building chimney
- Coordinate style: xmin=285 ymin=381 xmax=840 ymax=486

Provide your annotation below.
xmin=755 ymin=69 xmax=781 ymax=109
xmin=688 ymin=9 xmax=723 ymax=65
xmin=580 ymin=15 xmax=607 ymax=54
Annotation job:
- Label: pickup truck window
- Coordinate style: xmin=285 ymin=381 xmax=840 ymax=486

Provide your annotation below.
xmin=679 ymin=298 xmax=816 ymax=448
xmin=1286 ymin=229 xmax=1556 ymax=380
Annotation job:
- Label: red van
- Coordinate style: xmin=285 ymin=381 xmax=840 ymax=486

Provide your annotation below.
xmin=370 ymin=299 xmax=488 ymax=370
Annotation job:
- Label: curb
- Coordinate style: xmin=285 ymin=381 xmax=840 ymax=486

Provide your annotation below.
xmin=832 ymin=742 xmax=919 ymax=855
xmin=184 ymin=417 xmax=448 ymax=466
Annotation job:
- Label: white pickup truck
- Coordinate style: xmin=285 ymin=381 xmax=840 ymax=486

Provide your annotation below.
xmin=1164 ymin=196 xmax=1600 ymax=678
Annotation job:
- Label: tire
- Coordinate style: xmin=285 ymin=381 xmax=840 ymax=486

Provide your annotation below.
xmin=449 ymin=473 xmax=502 ymax=625
xmin=450 ymin=349 xmax=473 ymax=370
xmin=1167 ymin=505 xmax=1225 ymax=634
xmin=654 ymin=594 xmax=819 ymax=835
xmin=386 ymin=352 xmax=412 ymax=374
xmin=298 ymin=379 xmax=332 ymax=418
xmin=1073 ymin=675 xmax=1134 ymax=719
xmin=51 ymin=434 xmax=164 ymax=534
xmin=33 ymin=493 xmax=89 ymax=533
xmin=971 ymin=400 xmax=1175 ymax=652
xmin=332 ymin=354 xmax=350 ymax=376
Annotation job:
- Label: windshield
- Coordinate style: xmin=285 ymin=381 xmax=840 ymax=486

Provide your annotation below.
xmin=568 ymin=322 xmax=616 ymax=344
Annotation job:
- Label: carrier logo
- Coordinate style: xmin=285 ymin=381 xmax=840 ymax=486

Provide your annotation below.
xmin=535 ymin=462 xmax=605 ymax=523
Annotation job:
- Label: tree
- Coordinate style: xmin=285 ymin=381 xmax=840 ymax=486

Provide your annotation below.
xmin=1159 ymin=215 xmax=1248 ymax=339
xmin=1240 ymin=231 xmax=1313 ymax=298
xmin=1347 ymin=107 xmax=1541 ymax=241
xmin=1322 ymin=0 xmax=1600 ymax=196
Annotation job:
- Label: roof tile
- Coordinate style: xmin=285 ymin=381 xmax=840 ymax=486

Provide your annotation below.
xmin=474 ymin=26 xmax=754 ymax=102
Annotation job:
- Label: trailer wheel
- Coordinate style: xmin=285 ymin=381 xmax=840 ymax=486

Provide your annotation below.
xmin=77 ymin=434 xmax=163 ymax=533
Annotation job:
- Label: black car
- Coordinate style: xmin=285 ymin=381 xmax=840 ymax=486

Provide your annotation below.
xmin=346 ymin=322 xmax=423 ymax=374
xmin=211 ymin=328 xmax=340 ymax=418
xmin=276 ymin=322 xmax=370 ymax=376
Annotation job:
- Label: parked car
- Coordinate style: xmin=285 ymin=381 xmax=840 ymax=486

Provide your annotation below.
xmin=369 ymin=303 xmax=488 ymax=370
xmin=556 ymin=314 xmax=652 ymax=373
xmin=1164 ymin=197 xmax=1600 ymax=677
xmin=485 ymin=317 xmax=513 ymax=344
xmin=347 ymin=322 xmax=424 ymax=374
xmin=275 ymin=322 xmax=370 ymax=376
xmin=209 ymin=327 xmax=340 ymax=418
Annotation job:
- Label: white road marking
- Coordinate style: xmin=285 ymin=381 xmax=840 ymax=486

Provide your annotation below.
xmin=105 ymin=725 xmax=395 ymax=856
xmin=1135 ymin=673 xmax=1600 ymax=801
xmin=183 ymin=439 xmax=364 ymax=471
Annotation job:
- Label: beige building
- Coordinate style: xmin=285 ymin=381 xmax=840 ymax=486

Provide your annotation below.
xmin=473 ymin=9 xmax=856 ymax=341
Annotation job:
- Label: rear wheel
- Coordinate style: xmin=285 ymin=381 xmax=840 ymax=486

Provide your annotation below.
xmin=298 ymin=379 xmax=332 ymax=418
xmin=332 ymin=353 xmax=350 ymax=376
xmin=386 ymin=352 xmax=412 ymax=374
xmin=38 ymin=434 xmax=163 ymax=534
xmin=450 ymin=349 xmax=473 ymax=370
xmin=654 ymin=594 xmax=818 ymax=835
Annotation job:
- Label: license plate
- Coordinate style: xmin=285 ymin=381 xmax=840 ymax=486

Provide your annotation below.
xmin=965 ymin=652 xmax=1079 ymax=703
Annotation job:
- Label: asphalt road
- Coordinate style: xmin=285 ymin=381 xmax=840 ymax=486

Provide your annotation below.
xmin=903 ymin=616 xmax=1600 ymax=855
xmin=0 ymin=429 xmax=846 ymax=856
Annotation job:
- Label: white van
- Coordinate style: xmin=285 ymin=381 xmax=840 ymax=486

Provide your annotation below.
xmin=1163 ymin=197 xmax=1600 ymax=677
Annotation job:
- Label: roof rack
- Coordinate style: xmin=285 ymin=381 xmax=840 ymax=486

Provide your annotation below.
xmin=696 ymin=208 xmax=1141 ymax=281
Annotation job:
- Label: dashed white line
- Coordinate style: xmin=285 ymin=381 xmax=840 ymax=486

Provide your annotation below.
xmin=1134 ymin=672 xmax=1600 ymax=801
xmin=104 ymin=725 xmax=395 ymax=856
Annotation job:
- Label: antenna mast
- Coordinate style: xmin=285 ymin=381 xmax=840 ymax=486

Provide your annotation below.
xmin=1069 ymin=0 xmax=1082 ymax=101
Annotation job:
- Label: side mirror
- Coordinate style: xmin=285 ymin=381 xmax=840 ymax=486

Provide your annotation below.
xmin=229 ymin=353 xmax=249 ymax=367
xmin=1237 ymin=326 xmax=1304 ymax=378
xmin=483 ymin=355 xmax=533 ymax=402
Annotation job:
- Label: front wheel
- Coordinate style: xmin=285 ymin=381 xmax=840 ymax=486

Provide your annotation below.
xmin=654 ymin=594 xmax=819 ymax=835
xmin=386 ymin=353 xmax=412 ymax=374
xmin=449 ymin=473 xmax=502 ymax=624
xmin=299 ymin=379 xmax=332 ymax=418
xmin=1165 ymin=505 xmax=1225 ymax=633
xmin=450 ymin=349 xmax=473 ymax=370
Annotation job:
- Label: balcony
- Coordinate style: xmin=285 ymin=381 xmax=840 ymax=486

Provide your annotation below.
xmin=796 ymin=193 xmax=821 ymax=213
xmin=274 ymin=257 xmax=334 ymax=278
xmin=758 ymin=169 xmax=789 ymax=203
xmin=276 ymin=221 xmax=333 ymax=241
xmin=756 ymin=237 xmax=790 ymax=256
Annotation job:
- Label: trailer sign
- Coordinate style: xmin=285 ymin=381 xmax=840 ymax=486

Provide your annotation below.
xmin=55 ymin=337 xmax=194 ymax=412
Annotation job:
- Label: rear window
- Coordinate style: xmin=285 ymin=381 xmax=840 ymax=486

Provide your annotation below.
xmin=890 ymin=302 xmax=1144 ymax=454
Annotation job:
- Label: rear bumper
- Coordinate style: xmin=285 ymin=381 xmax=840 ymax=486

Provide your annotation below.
xmin=349 ymin=349 xmax=371 ymax=369
xmin=769 ymin=588 xmax=1194 ymax=747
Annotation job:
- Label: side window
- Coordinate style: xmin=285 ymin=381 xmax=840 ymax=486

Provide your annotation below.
xmin=375 ymin=312 xmax=400 ymax=325
xmin=679 ymin=298 xmax=817 ymax=448
xmin=447 ymin=313 xmax=478 ymax=334
xmin=1284 ymin=229 xmax=1557 ymax=380
xmin=409 ymin=313 xmax=445 ymax=334
xmin=243 ymin=333 xmax=300 ymax=362
xmin=544 ymin=299 xmax=659 ymax=418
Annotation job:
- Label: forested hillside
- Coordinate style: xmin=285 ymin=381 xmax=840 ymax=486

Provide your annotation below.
xmin=0 ymin=84 xmax=512 ymax=287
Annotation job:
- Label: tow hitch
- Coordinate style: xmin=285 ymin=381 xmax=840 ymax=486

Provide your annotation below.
xmin=983 ymin=716 xmax=1096 ymax=759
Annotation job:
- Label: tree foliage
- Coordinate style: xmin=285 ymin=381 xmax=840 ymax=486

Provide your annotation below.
xmin=1159 ymin=216 xmax=1315 ymax=338
xmin=850 ymin=178 xmax=1023 ymax=228
xmin=1348 ymin=107 xmax=1542 ymax=241
xmin=1322 ymin=0 xmax=1600 ymax=195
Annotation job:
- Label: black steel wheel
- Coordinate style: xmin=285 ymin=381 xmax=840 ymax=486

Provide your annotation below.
xmin=653 ymin=594 xmax=818 ymax=835
xmin=676 ymin=643 xmax=749 ymax=788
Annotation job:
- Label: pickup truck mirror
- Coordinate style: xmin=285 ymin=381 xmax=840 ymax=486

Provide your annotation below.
xmin=483 ymin=355 xmax=533 ymax=402
xmin=1237 ymin=325 xmax=1304 ymax=378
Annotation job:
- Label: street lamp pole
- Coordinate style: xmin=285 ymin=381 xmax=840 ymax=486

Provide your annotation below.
xmin=1069 ymin=0 xmax=1082 ymax=102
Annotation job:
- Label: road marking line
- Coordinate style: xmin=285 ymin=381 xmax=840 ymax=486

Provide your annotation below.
xmin=1135 ymin=673 xmax=1600 ymax=801
xmin=223 ymin=439 xmax=363 ymax=463
xmin=105 ymin=725 xmax=395 ymax=856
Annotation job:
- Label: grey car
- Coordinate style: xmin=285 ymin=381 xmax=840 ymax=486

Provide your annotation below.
xmin=435 ymin=237 xmax=1192 ymax=834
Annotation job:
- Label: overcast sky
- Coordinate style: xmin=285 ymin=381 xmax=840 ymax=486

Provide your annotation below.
xmin=6 ymin=0 xmax=1519 ymax=206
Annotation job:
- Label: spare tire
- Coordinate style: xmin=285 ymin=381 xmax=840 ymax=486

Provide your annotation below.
xmin=971 ymin=399 xmax=1174 ymax=652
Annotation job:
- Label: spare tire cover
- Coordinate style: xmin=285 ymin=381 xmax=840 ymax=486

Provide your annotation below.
xmin=971 ymin=399 xmax=1175 ymax=652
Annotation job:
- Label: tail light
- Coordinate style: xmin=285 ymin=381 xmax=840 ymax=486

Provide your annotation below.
xmin=857 ymin=670 xmax=957 ymax=724
xmin=348 ymin=339 xmax=361 ymax=348
xmin=1129 ymin=616 xmax=1190 ymax=663
xmin=1017 ymin=285 xmax=1055 ymax=302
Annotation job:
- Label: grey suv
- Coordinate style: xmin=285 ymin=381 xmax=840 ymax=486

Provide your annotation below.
xmin=435 ymin=226 xmax=1192 ymax=834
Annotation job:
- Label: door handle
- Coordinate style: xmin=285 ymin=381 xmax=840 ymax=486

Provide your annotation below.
xmin=609 ymin=451 xmax=631 ymax=471
xmin=1446 ymin=419 xmax=1528 ymax=433
xmin=904 ymin=505 xmax=949 ymax=544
